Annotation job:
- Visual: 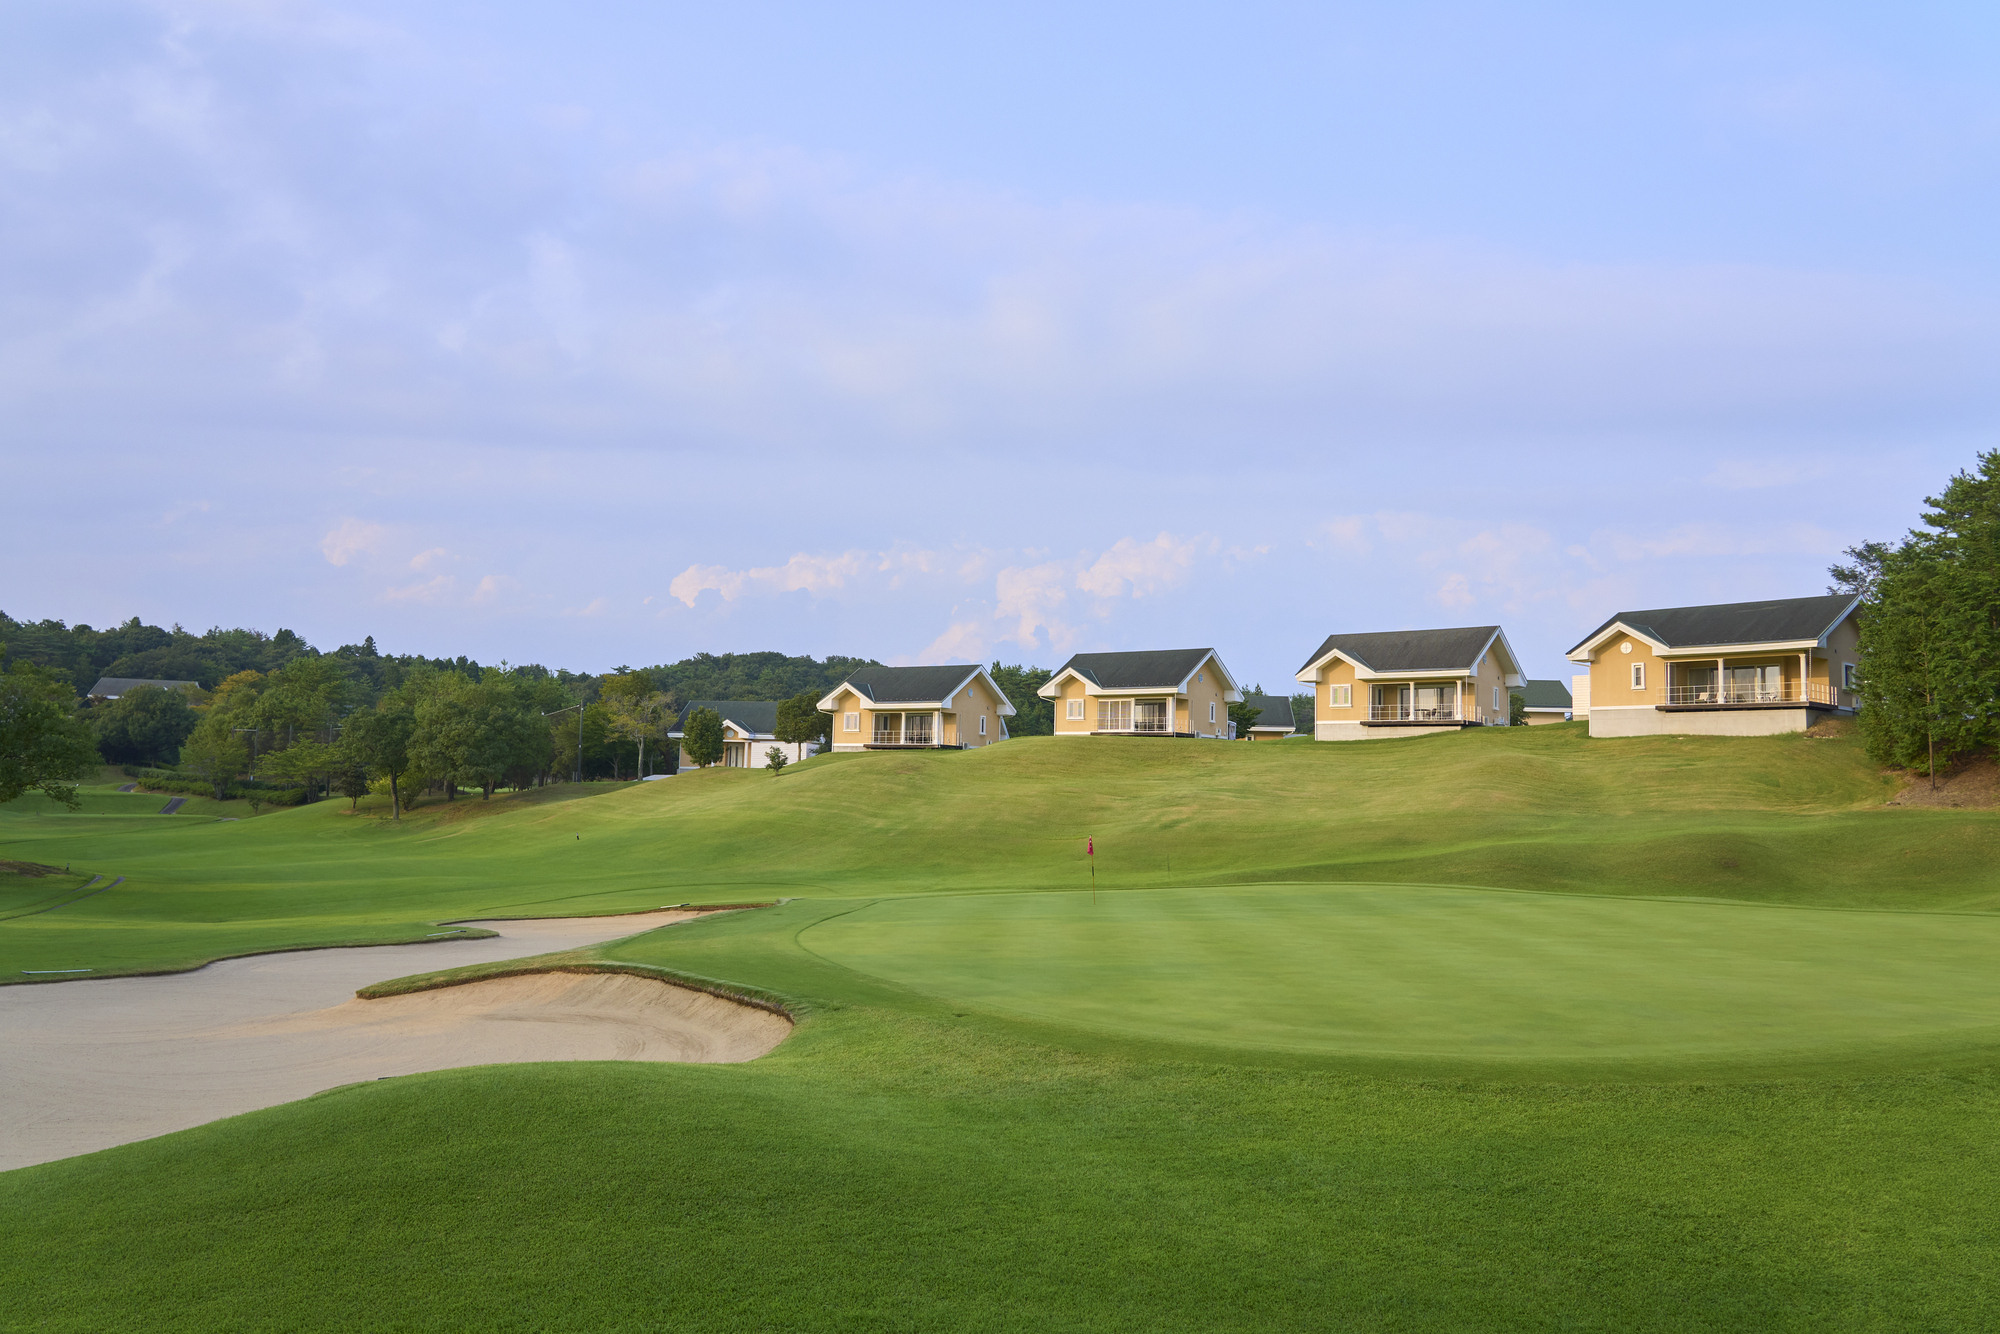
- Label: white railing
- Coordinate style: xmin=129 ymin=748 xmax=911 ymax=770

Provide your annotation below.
xmin=1369 ymin=706 xmax=1461 ymax=722
xmin=871 ymin=723 xmax=935 ymax=746
xmin=1663 ymin=682 xmax=1852 ymax=708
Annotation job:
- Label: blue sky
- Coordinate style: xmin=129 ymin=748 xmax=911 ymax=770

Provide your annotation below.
xmin=4 ymin=1 xmax=1996 ymax=689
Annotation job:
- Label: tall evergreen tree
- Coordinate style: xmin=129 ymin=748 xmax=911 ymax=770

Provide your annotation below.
xmin=1852 ymin=450 xmax=2000 ymax=784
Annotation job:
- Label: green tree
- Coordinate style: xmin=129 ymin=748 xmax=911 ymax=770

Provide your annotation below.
xmin=179 ymin=714 xmax=250 ymax=801
xmin=344 ymin=685 xmax=419 ymax=820
xmin=775 ymin=690 xmax=829 ymax=752
xmin=261 ymin=738 xmax=338 ymax=800
xmin=1227 ymin=700 xmax=1263 ymax=738
xmin=336 ymin=761 xmax=371 ymax=812
xmin=92 ymin=684 xmax=201 ymax=765
xmin=0 ymin=662 xmax=99 ymax=808
xmin=764 ymin=745 xmax=790 ymax=777
xmin=681 ymin=707 xmax=725 ymax=768
xmin=1288 ymin=692 xmax=1314 ymax=734
xmin=1508 ymin=691 xmax=1528 ymax=726
xmin=600 ymin=672 xmax=673 ymax=777
xmin=257 ymin=655 xmax=349 ymax=748
xmin=1852 ymin=451 xmax=2000 ymax=785
xmin=989 ymin=663 xmax=1053 ymax=736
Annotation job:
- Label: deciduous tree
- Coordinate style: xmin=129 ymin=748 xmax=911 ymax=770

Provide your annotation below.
xmin=681 ymin=707 xmax=725 ymax=768
xmin=0 ymin=663 xmax=99 ymax=808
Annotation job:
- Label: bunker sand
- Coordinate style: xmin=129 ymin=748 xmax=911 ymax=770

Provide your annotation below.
xmin=0 ymin=911 xmax=789 ymax=1172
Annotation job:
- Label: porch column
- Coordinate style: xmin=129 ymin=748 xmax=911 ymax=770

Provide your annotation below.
xmin=935 ymin=710 xmax=943 ymax=748
xmin=1408 ymin=680 xmax=1416 ymax=721
xmin=1717 ymin=657 xmax=1724 ymax=704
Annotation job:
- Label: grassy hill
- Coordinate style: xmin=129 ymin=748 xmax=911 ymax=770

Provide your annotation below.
xmin=6 ymin=724 xmax=2000 ymax=1330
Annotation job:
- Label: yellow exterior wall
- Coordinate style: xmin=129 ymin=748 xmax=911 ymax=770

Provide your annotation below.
xmin=1313 ymin=658 xmax=1363 ymax=721
xmin=1051 ymin=675 xmax=1094 ymax=734
xmin=1587 ymin=631 xmax=1664 ymax=709
xmin=1183 ymin=658 xmax=1228 ymax=735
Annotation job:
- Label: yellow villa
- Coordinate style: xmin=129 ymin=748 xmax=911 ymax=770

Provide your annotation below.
xmin=817 ymin=664 xmax=1016 ymax=751
xmin=1038 ymin=648 xmax=1241 ymax=738
xmin=1294 ymin=625 xmax=1523 ymax=740
xmin=1565 ymin=594 xmax=1861 ymax=738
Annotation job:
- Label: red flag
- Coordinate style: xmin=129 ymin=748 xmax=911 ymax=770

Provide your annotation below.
xmin=1087 ymin=836 xmax=1094 ymax=856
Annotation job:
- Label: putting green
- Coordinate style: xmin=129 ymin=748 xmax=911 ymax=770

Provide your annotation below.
xmin=799 ymin=884 xmax=2000 ymax=1064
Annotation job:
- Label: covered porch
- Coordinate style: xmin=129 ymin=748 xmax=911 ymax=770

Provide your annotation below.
xmin=1362 ymin=679 xmax=1482 ymax=727
xmin=1089 ymin=696 xmax=1195 ymax=737
xmin=864 ymin=711 xmax=967 ymax=749
xmin=1657 ymin=653 xmax=1854 ymax=711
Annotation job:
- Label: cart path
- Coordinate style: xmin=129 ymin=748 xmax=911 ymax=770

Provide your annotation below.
xmin=0 ymin=910 xmax=787 ymax=1172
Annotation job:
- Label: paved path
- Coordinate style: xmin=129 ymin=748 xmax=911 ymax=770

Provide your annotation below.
xmin=0 ymin=910 xmax=765 ymax=1172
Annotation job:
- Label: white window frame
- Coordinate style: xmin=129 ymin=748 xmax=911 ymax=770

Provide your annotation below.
xmin=1631 ymin=663 xmax=1646 ymax=690
xmin=1493 ymin=686 xmax=1502 ymax=714
xmin=1328 ymin=684 xmax=1351 ymax=708
xmin=1208 ymin=701 xmax=1216 ymax=723
xmin=979 ymin=714 xmax=987 ymax=735
xmin=843 ymin=712 xmax=859 ymax=732
xmin=1066 ymin=699 xmax=1085 ymax=720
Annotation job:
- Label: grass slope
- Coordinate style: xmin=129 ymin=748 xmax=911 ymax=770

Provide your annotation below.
xmin=0 ymin=725 xmax=1989 ymax=982
xmin=5 ymin=726 xmax=2000 ymax=1330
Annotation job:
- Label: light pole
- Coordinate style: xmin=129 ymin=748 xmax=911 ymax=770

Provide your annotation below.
xmin=543 ymin=705 xmax=584 ymax=783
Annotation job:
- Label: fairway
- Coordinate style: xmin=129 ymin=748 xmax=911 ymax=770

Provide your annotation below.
xmin=800 ymin=884 xmax=2000 ymax=1065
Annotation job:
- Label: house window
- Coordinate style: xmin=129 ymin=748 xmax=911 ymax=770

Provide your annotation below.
xmin=1842 ymin=663 xmax=1856 ymax=690
xmin=1098 ymin=699 xmax=1132 ymax=731
xmin=1066 ymin=699 xmax=1085 ymax=720
xmin=1631 ymin=663 xmax=1646 ymax=690
xmin=1493 ymin=686 xmax=1502 ymax=714
xmin=1209 ymin=701 xmax=1216 ymax=723
xmin=843 ymin=713 xmax=859 ymax=732
xmin=979 ymin=714 xmax=987 ymax=735
xmin=1328 ymin=684 xmax=1351 ymax=708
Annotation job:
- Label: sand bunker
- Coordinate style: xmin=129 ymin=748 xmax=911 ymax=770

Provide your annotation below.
xmin=0 ymin=910 xmax=788 ymax=1172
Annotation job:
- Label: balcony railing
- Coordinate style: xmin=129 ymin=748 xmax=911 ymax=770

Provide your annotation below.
xmin=1662 ymin=682 xmax=1853 ymax=708
xmin=1368 ymin=706 xmax=1462 ymax=722
xmin=871 ymin=725 xmax=935 ymax=746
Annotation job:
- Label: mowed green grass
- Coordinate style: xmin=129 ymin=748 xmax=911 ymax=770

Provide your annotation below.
xmin=7 ymin=725 xmax=2000 ymax=1330
xmin=796 ymin=885 xmax=2000 ymax=1070
xmin=0 ymin=723 xmax=1992 ymax=982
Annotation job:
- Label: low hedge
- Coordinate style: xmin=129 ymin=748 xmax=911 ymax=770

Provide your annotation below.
xmin=119 ymin=767 xmax=308 ymax=805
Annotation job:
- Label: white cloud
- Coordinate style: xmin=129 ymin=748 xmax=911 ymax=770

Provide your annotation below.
xmin=667 ymin=550 xmax=870 ymax=607
xmin=409 ymin=547 xmax=448 ymax=571
xmin=381 ymin=574 xmax=454 ymax=603
xmin=1076 ymin=533 xmax=1213 ymax=599
xmin=321 ymin=518 xmax=384 ymax=566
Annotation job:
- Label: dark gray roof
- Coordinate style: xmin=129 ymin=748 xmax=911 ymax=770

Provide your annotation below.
xmin=1511 ymin=679 xmax=1573 ymax=710
xmin=1568 ymin=594 xmax=1857 ymax=655
xmin=672 ymin=700 xmax=780 ymax=736
xmin=1240 ymin=692 xmax=1296 ymax=730
xmin=1055 ymin=648 xmax=1216 ymax=689
xmin=87 ymin=676 xmax=200 ymax=698
xmin=832 ymin=664 xmax=980 ymax=705
xmin=1296 ymin=627 xmax=1499 ymax=675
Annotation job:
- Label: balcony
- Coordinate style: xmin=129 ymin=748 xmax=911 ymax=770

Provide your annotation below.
xmin=1368 ymin=705 xmax=1463 ymax=723
xmin=1659 ymin=682 xmax=1854 ymax=710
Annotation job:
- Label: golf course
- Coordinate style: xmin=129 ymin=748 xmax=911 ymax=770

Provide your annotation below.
xmin=5 ymin=723 xmax=2000 ymax=1330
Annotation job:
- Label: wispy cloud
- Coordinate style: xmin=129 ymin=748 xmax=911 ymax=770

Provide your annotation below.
xmin=321 ymin=518 xmax=384 ymax=567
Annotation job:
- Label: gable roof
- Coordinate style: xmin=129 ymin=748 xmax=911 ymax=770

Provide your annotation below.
xmin=817 ymin=664 xmax=1016 ymax=713
xmin=1511 ymin=679 xmax=1573 ymax=711
xmin=671 ymin=700 xmax=780 ymax=737
xmin=1566 ymin=594 xmax=1858 ymax=659
xmin=87 ymin=676 xmax=200 ymax=699
xmin=1239 ymin=692 xmax=1295 ymax=731
xmin=1038 ymin=648 xmax=1238 ymax=697
xmin=1295 ymin=626 xmax=1504 ymax=677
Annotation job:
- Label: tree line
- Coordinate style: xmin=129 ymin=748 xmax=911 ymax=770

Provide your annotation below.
xmin=1835 ymin=449 xmax=2000 ymax=784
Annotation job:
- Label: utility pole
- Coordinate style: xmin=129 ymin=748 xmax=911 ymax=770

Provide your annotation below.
xmin=544 ymin=705 xmax=584 ymax=783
